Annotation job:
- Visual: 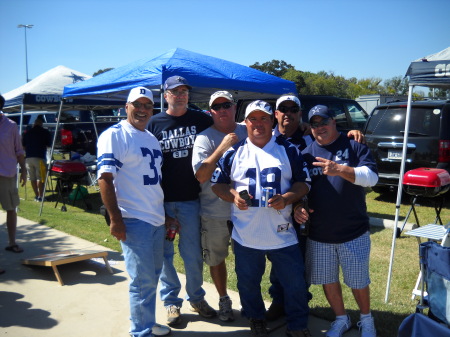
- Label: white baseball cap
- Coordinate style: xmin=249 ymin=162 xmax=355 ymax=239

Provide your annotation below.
xmin=209 ymin=91 xmax=234 ymax=107
xmin=127 ymin=86 xmax=154 ymax=104
xmin=244 ymin=100 xmax=273 ymax=119
xmin=275 ymin=95 xmax=301 ymax=110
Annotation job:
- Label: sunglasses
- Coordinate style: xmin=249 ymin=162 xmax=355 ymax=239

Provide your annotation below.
xmin=211 ymin=102 xmax=233 ymax=111
xmin=130 ymin=101 xmax=153 ymax=110
xmin=310 ymin=118 xmax=331 ymax=129
xmin=278 ymin=106 xmax=300 ymax=114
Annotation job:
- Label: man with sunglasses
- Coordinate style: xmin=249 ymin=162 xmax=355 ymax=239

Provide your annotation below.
xmin=296 ymin=105 xmax=378 ymax=337
xmin=148 ymin=76 xmax=216 ymax=326
xmin=97 ymin=87 xmax=170 ymax=337
xmin=266 ymin=95 xmax=366 ymax=321
xmin=192 ymin=91 xmax=247 ymax=322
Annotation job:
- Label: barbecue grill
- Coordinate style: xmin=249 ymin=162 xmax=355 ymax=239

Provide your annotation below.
xmin=397 ymin=168 xmax=450 ymax=237
xmin=50 ymin=160 xmax=91 ymax=211
xmin=403 ymin=168 xmax=450 ymax=197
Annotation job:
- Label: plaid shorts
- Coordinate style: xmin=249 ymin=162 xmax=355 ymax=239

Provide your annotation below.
xmin=306 ymin=231 xmax=371 ymax=289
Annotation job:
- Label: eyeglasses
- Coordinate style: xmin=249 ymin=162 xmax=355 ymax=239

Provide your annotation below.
xmin=211 ymin=102 xmax=233 ymax=111
xmin=310 ymin=118 xmax=331 ymax=129
xmin=278 ymin=106 xmax=300 ymax=114
xmin=130 ymin=101 xmax=153 ymax=110
xmin=168 ymin=89 xmax=189 ymax=96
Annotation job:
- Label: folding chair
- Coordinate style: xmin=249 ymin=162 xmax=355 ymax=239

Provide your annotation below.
xmin=418 ymin=235 xmax=450 ymax=328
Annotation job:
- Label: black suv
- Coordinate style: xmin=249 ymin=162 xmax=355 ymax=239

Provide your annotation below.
xmin=235 ymin=95 xmax=368 ymax=133
xmin=364 ymin=99 xmax=450 ymax=193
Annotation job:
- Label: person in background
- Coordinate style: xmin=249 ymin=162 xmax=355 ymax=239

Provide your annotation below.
xmin=97 ymin=87 xmax=170 ymax=337
xmin=148 ymin=76 xmax=216 ymax=326
xmin=22 ymin=116 xmax=52 ymax=202
xmin=296 ymin=104 xmax=378 ymax=337
xmin=0 ymin=94 xmax=27 ymax=257
xmin=212 ymin=100 xmax=311 ymax=337
xmin=192 ymin=91 xmax=247 ymax=322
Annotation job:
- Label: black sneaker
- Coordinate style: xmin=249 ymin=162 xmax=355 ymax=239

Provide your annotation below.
xmin=286 ymin=328 xmax=312 ymax=337
xmin=190 ymin=299 xmax=217 ymax=318
xmin=250 ymin=318 xmax=268 ymax=337
xmin=265 ymin=302 xmax=285 ymax=321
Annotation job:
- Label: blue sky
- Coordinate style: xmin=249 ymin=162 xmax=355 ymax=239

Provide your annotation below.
xmin=1 ymin=0 xmax=449 ymax=95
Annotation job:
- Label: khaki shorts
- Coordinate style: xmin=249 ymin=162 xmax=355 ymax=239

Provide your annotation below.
xmin=0 ymin=176 xmax=20 ymax=211
xmin=26 ymin=157 xmax=46 ymax=181
xmin=201 ymin=216 xmax=231 ymax=266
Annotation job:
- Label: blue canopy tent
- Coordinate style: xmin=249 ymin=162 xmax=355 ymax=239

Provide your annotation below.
xmin=385 ymin=47 xmax=450 ymax=303
xmin=62 ymin=48 xmax=297 ymax=103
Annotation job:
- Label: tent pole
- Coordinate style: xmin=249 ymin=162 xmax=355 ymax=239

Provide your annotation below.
xmin=160 ymin=84 xmax=164 ymax=113
xmin=39 ymin=99 xmax=65 ymax=216
xmin=385 ymin=84 xmax=415 ymax=303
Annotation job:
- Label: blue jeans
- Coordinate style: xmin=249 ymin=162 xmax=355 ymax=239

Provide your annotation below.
xmin=234 ymin=240 xmax=309 ymax=330
xmin=269 ymin=232 xmax=311 ymax=305
xmin=159 ymin=200 xmax=205 ymax=307
xmin=121 ymin=218 xmax=165 ymax=337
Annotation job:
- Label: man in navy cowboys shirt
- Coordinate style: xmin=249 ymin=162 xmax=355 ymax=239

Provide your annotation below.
xmin=295 ymin=105 xmax=378 ymax=337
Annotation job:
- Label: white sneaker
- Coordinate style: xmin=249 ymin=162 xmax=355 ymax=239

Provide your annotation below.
xmin=218 ymin=296 xmax=234 ymax=322
xmin=152 ymin=323 xmax=171 ymax=336
xmin=326 ymin=315 xmax=351 ymax=337
xmin=357 ymin=316 xmax=376 ymax=337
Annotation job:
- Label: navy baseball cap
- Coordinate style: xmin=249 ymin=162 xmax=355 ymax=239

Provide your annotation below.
xmin=308 ymin=105 xmax=335 ymax=122
xmin=164 ymin=76 xmax=192 ymax=90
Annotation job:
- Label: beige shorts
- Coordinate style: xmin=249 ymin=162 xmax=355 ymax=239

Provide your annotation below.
xmin=0 ymin=176 xmax=20 ymax=211
xmin=200 ymin=216 xmax=231 ymax=266
xmin=26 ymin=157 xmax=46 ymax=181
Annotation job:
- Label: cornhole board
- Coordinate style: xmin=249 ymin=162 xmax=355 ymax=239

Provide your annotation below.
xmin=22 ymin=249 xmax=113 ymax=285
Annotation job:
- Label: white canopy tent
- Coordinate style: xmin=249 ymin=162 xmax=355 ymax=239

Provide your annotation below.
xmin=385 ymin=47 xmax=450 ymax=302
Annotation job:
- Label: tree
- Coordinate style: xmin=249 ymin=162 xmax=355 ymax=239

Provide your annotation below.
xmin=383 ymin=76 xmax=409 ymax=95
xmin=93 ymin=68 xmax=114 ymax=77
xmin=250 ymin=60 xmax=295 ymax=77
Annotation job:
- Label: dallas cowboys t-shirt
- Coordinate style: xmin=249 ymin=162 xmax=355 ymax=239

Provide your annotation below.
xmin=148 ymin=109 xmax=213 ymax=202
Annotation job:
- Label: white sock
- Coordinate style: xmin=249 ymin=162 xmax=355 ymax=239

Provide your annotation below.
xmin=336 ymin=314 xmax=348 ymax=321
xmin=360 ymin=312 xmax=372 ymax=320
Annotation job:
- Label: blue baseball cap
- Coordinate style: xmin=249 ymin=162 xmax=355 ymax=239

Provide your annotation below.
xmin=164 ymin=76 xmax=192 ymax=90
xmin=308 ymin=105 xmax=335 ymax=122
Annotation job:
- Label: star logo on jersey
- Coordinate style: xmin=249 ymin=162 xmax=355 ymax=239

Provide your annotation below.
xmin=65 ymin=72 xmax=86 ymax=83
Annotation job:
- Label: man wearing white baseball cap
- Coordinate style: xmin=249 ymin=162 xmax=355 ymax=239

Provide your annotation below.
xmin=192 ymin=90 xmax=247 ymax=322
xmin=212 ymin=100 xmax=311 ymax=337
xmin=97 ymin=86 xmax=170 ymax=336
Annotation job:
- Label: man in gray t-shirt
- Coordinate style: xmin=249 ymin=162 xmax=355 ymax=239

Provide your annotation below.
xmin=192 ymin=91 xmax=247 ymax=322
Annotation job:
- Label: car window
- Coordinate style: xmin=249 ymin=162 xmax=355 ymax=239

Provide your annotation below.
xmin=345 ymin=102 xmax=367 ymax=129
xmin=365 ymin=106 xmax=441 ymax=136
xmin=328 ymin=103 xmax=348 ymax=129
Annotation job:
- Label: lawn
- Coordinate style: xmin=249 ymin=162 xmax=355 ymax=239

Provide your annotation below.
xmin=11 ymin=179 xmax=449 ymax=337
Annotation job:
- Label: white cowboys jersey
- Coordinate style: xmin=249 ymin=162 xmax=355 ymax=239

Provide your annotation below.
xmin=211 ymin=135 xmax=307 ymax=249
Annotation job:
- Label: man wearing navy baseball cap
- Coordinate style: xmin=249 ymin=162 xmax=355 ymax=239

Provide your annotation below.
xmin=295 ymin=104 xmax=379 ymax=337
xmin=148 ymin=76 xmax=215 ymax=326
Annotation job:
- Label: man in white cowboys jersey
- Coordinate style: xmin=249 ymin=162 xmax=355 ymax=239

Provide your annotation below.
xmin=211 ymin=100 xmax=311 ymax=337
xmin=192 ymin=91 xmax=247 ymax=322
xmin=148 ymin=76 xmax=216 ymax=326
xmin=296 ymin=105 xmax=378 ymax=337
xmin=97 ymin=87 xmax=170 ymax=337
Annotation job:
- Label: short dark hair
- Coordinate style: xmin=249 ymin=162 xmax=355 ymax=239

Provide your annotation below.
xmin=0 ymin=95 xmax=4 ymax=110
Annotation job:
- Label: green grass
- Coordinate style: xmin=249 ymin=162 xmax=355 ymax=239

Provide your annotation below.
xmin=13 ymin=181 xmax=449 ymax=337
